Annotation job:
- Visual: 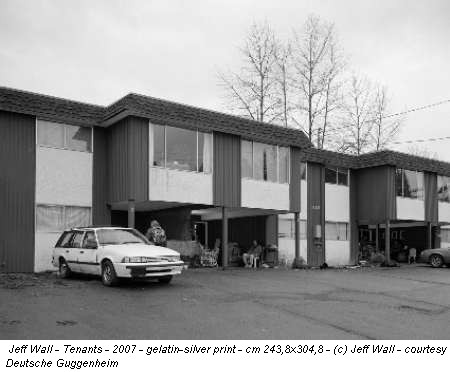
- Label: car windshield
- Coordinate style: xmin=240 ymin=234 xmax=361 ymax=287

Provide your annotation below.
xmin=96 ymin=229 xmax=149 ymax=245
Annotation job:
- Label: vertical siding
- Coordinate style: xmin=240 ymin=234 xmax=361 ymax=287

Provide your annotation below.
xmin=307 ymin=162 xmax=325 ymax=266
xmin=213 ymin=132 xmax=241 ymax=207
xmin=0 ymin=111 xmax=35 ymax=272
xmin=349 ymin=170 xmax=359 ymax=264
xmin=289 ymin=147 xmax=301 ymax=212
xmin=107 ymin=116 xmax=149 ymax=203
xmin=92 ymin=127 xmax=110 ymax=225
xmin=355 ymin=165 xmax=396 ymax=223
xmin=424 ymin=172 xmax=438 ymax=223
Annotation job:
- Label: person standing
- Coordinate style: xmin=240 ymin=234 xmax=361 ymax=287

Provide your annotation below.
xmin=145 ymin=220 xmax=167 ymax=247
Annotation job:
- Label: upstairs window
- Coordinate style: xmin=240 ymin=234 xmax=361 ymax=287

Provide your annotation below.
xmin=437 ymin=175 xmax=450 ymax=203
xmin=325 ymin=167 xmax=348 ymax=186
xmin=241 ymin=140 xmax=290 ymax=184
xmin=300 ymin=162 xmax=307 ymax=180
xmin=37 ymin=120 xmax=92 ymax=152
xmin=396 ymin=169 xmax=424 ymax=199
xmin=150 ymin=124 xmax=212 ymax=173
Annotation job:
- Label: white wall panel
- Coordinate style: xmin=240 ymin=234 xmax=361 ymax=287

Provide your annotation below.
xmin=35 ymin=232 xmax=60 ymax=272
xmin=325 ymin=241 xmax=350 ymax=266
xmin=300 ymin=180 xmax=307 ymax=219
xmin=241 ymin=179 xmax=290 ymax=211
xmin=36 ymin=147 xmax=92 ymax=206
xmin=149 ymin=167 xmax=213 ymax=205
xmin=396 ymin=197 xmax=425 ymax=220
xmin=325 ymin=184 xmax=350 ymax=222
xmin=438 ymin=202 xmax=450 ymax=223
xmin=278 ymin=238 xmax=308 ymax=265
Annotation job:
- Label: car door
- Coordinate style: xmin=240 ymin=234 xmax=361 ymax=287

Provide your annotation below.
xmin=79 ymin=230 xmax=99 ymax=275
xmin=55 ymin=231 xmax=79 ymax=271
xmin=69 ymin=230 xmax=85 ymax=273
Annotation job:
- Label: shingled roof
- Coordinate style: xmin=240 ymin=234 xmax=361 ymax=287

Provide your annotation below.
xmin=302 ymin=148 xmax=450 ymax=176
xmin=0 ymin=86 xmax=312 ymax=149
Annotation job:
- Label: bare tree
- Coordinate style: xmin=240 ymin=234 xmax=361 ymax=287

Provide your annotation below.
xmin=371 ymin=85 xmax=402 ymax=151
xmin=291 ymin=15 xmax=345 ymax=146
xmin=274 ymin=43 xmax=293 ymax=127
xmin=339 ymin=74 xmax=376 ymax=155
xmin=406 ymin=145 xmax=440 ymax=160
xmin=218 ymin=22 xmax=280 ymax=123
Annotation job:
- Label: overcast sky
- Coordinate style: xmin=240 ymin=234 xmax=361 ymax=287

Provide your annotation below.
xmin=1 ymin=0 xmax=449 ymax=159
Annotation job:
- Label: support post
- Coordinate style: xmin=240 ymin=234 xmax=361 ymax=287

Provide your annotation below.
xmin=427 ymin=222 xmax=432 ymax=250
xmin=375 ymin=224 xmax=379 ymax=253
xmin=385 ymin=219 xmax=391 ymax=264
xmin=127 ymin=199 xmax=135 ymax=228
xmin=294 ymin=212 xmax=301 ymax=266
xmin=222 ymin=207 xmax=228 ymax=269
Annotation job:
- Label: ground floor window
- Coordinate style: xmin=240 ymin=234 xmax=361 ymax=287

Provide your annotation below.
xmin=278 ymin=218 xmax=306 ymax=239
xmin=325 ymin=222 xmax=349 ymax=241
xmin=441 ymin=229 xmax=450 ymax=243
xmin=36 ymin=205 xmax=91 ymax=232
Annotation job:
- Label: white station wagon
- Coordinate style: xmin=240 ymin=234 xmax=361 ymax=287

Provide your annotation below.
xmin=52 ymin=227 xmax=184 ymax=286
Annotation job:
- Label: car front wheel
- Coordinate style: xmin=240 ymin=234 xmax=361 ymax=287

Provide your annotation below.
xmin=430 ymin=254 xmax=444 ymax=268
xmin=158 ymin=275 xmax=173 ymax=284
xmin=101 ymin=260 xmax=119 ymax=286
xmin=59 ymin=258 xmax=71 ymax=279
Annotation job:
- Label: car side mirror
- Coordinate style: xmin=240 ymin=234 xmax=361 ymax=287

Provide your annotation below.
xmin=85 ymin=241 xmax=98 ymax=249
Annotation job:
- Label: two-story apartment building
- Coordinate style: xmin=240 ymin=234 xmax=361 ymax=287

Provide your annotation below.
xmin=1 ymin=86 xmax=450 ymax=273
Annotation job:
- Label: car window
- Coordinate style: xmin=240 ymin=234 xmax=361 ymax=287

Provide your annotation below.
xmin=96 ymin=229 xmax=149 ymax=245
xmin=71 ymin=231 xmax=85 ymax=248
xmin=82 ymin=231 xmax=97 ymax=248
xmin=56 ymin=232 xmax=73 ymax=248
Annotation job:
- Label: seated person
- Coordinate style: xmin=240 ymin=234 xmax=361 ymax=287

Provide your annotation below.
xmin=242 ymin=240 xmax=263 ymax=268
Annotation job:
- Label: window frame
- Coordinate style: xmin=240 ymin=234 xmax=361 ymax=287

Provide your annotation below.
xmin=437 ymin=175 xmax=450 ymax=203
xmin=36 ymin=204 xmax=92 ymax=233
xmin=325 ymin=221 xmax=349 ymax=241
xmin=37 ymin=120 xmax=93 ymax=153
xmin=241 ymin=140 xmax=290 ymax=184
xmin=396 ymin=168 xmax=424 ymax=200
xmin=325 ymin=167 xmax=349 ymax=186
xmin=151 ymin=124 xmax=212 ymax=174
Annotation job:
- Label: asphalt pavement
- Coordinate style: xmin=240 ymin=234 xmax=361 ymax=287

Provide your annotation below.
xmin=1 ymin=265 xmax=449 ymax=339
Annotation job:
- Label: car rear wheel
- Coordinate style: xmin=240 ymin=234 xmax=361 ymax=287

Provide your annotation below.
xmin=101 ymin=260 xmax=119 ymax=286
xmin=158 ymin=275 xmax=173 ymax=284
xmin=430 ymin=254 xmax=444 ymax=268
xmin=59 ymin=258 xmax=71 ymax=278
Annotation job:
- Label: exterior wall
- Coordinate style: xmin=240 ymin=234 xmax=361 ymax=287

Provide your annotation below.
xmin=213 ymin=132 xmax=241 ymax=207
xmin=241 ymin=179 xmax=290 ymax=211
xmin=92 ymin=127 xmax=110 ymax=225
xmin=35 ymin=147 xmax=93 ymax=272
xmin=396 ymin=197 xmax=425 ymax=221
xmin=441 ymin=227 xmax=450 ymax=248
xmin=108 ymin=116 xmax=149 ymax=203
xmin=278 ymin=238 xmax=308 ymax=266
xmin=424 ymin=172 xmax=438 ymax=223
xmin=307 ymin=163 xmax=325 ymax=266
xmin=149 ymin=167 xmax=213 ymax=205
xmin=36 ymin=147 xmax=93 ymax=206
xmin=0 ymin=111 xmax=36 ymax=273
xmin=289 ymin=147 xmax=302 ymax=212
xmin=300 ymin=180 xmax=307 ymax=219
xmin=325 ymin=241 xmax=351 ymax=266
xmin=325 ymin=184 xmax=350 ymax=222
xmin=355 ymin=166 xmax=396 ymax=223
xmin=438 ymin=202 xmax=450 ymax=223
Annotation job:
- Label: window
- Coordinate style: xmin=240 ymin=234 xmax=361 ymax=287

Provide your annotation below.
xmin=437 ymin=175 xmax=450 ymax=203
xmin=325 ymin=222 xmax=349 ymax=241
xmin=325 ymin=167 xmax=348 ymax=186
xmin=254 ymin=142 xmax=277 ymax=182
xmin=396 ymin=169 xmax=424 ymax=199
xmin=37 ymin=120 xmax=92 ymax=152
xmin=150 ymin=124 xmax=212 ymax=173
xmin=300 ymin=162 xmax=307 ymax=180
xmin=82 ymin=231 xmax=97 ymax=248
xmin=278 ymin=218 xmax=306 ymax=239
xmin=279 ymin=147 xmax=290 ymax=184
xmin=36 ymin=205 xmax=91 ymax=232
xmin=56 ymin=232 xmax=74 ymax=248
xmin=241 ymin=140 xmax=290 ymax=184
xmin=241 ymin=140 xmax=253 ymax=178
xmin=71 ymin=231 xmax=84 ymax=248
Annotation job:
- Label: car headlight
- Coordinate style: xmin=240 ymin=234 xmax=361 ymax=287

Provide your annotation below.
xmin=122 ymin=256 xmax=160 ymax=263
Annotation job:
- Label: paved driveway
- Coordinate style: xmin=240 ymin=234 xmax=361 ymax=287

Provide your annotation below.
xmin=1 ymin=265 xmax=449 ymax=339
